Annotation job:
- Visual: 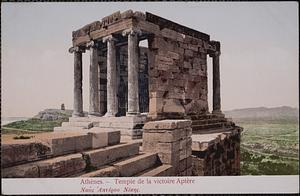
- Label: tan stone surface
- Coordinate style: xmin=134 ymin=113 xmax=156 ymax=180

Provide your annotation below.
xmin=143 ymin=120 xmax=191 ymax=130
xmin=83 ymin=142 xmax=140 ymax=168
xmin=138 ymin=164 xmax=173 ymax=176
xmin=113 ymin=152 xmax=158 ymax=177
xmin=2 ymin=163 xmax=39 ymax=178
xmin=1 ymin=142 xmax=51 ymax=168
xmin=80 ymin=166 xmax=119 ymax=177
xmin=37 ymin=153 xmax=86 ymax=177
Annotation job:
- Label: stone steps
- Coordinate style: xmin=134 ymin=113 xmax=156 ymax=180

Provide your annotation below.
xmin=112 ymin=152 xmax=159 ymax=177
xmin=91 ymin=127 xmax=143 ymax=139
xmin=2 ymin=130 xmax=121 ymax=168
xmin=61 ymin=121 xmax=94 ymax=129
xmin=192 ymin=122 xmax=225 ymax=131
xmin=2 ymin=152 xmax=87 ymax=178
xmin=188 ymin=114 xmax=220 ymax=121
xmin=82 ymin=142 xmax=140 ymax=169
xmin=191 ymin=118 xmax=227 ymax=126
xmin=2 ymin=141 xmax=140 ymax=178
xmin=77 ymin=152 xmax=160 ymax=177
xmin=53 ymin=126 xmax=86 ymax=132
xmin=136 ymin=164 xmax=173 ymax=176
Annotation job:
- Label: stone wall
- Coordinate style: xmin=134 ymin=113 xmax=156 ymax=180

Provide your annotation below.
xmin=147 ymin=29 xmax=209 ymax=120
xmin=142 ymin=120 xmax=192 ymax=176
xmin=191 ymin=127 xmax=242 ymax=176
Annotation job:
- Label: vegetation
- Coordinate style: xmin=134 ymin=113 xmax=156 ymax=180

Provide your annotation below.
xmin=13 ymin=135 xmax=32 ymax=140
xmin=237 ymin=119 xmax=299 ymax=175
xmin=2 ymin=118 xmax=68 ymax=134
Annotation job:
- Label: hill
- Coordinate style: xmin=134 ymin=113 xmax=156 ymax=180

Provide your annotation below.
xmin=2 ymin=108 xmax=74 ymax=134
xmin=224 ymin=106 xmax=299 ymax=121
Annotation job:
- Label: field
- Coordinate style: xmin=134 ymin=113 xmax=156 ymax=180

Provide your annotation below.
xmin=237 ymin=118 xmax=299 ymax=175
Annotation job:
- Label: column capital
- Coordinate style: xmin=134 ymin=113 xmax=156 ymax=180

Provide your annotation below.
xmin=69 ymin=46 xmax=85 ymax=53
xmin=122 ymin=27 xmax=142 ymax=37
xmin=86 ymin=40 xmax=95 ymax=48
xmin=209 ymin=50 xmax=221 ymax=58
xmin=102 ymin=35 xmax=117 ymax=43
xmin=208 ymin=40 xmax=221 ymax=57
xmin=86 ymin=40 xmax=101 ymax=49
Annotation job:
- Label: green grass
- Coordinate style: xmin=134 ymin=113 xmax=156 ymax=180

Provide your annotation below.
xmin=237 ymin=119 xmax=299 ymax=175
xmin=2 ymin=118 xmax=68 ymax=133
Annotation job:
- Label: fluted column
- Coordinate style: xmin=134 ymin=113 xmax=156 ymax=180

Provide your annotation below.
xmin=103 ymin=35 xmax=118 ymax=116
xmin=212 ymin=51 xmax=221 ymax=114
xmin=209 ymin=41 xmax=222 ymax=115
xmin=87 ymin=41 xmax=100 ymax=116
xmin=123 ymin=28 xmax=142 ymax=116
xmin=69 ymin=46 xmax=85 ymax=117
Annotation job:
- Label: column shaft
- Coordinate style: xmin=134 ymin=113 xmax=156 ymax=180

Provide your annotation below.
xmin=89 ymin=46 xmax=100 ymax=116
xmin=105 ymin=37 xmax=118 ymax=116
xmin=212 ymin=53 xmax=221 ymax=113
xmin=73 ymin=51 xmax=84 ymax=117
xmin=127 ymin=31 xmax=140 ymax=115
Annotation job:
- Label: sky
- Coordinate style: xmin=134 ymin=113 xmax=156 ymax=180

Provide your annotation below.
xmin=1 ymin=2 xmax=299 ymax=117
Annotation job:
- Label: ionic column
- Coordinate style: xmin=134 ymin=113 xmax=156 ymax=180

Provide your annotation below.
xmin=210 ymin=41 xmax=222 ymax=114
xmin=103 ymin=35 xmax=118 ymax=116
xmin=212 ymin=50 xmax=222 ymax=114
xmin=87 ymin=41 xmax=100 ymax=116
xmin=123 ymin=28 xmax=142 ymax=116
xmin=69 ymin=46 xmax=85 ymax=117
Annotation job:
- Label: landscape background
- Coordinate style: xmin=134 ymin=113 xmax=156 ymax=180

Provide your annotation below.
xmin=225 ymin=106 xmax=299 ymax=175
xmin=2 ymin=106 xmax=298 ymax=175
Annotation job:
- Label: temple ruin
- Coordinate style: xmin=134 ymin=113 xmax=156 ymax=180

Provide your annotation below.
xmin=2 ymin=10 xmax=242 ymax=177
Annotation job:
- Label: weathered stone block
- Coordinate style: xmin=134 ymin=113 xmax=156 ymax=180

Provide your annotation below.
xmin=163 ymin=99 xmax=185 ymax=114
xmin=49 ymin=134 xmax=92 ymax=156
xmin=121 ymin=9 xmax=133 ymax=19
xmin=161 ymin=28 xmax=184 ymax=42
xmin=1 ymin=142 xmax=51 ymax=168
xmin=149 ymin=97 xmax=164 ymax=115
xmin=139 ymin=164 xmax=174 ymax=176
xmin=155 ymin=55 xmax=174 ymax=65
xmin=53 ymin=126 xmax=85 ymax=132
xmin=61 ymin=121 xmax=93 ymax=129
xmin=184 ymin=49 xmax=193 ymax=57
xmin=83 ymin=142 xmax=140 ymax=168
xmin=37 ymin=153 xmax=86 ymax=177
xmin=87 ymin=128 xmax=109 ymax=148
xmin=143 ymin=120 xmax=191 ymax=130
xmin=179 ymin=137 xmax=192 ymax=150
xmin=178 ymin=156 xmax=192 ymax=172
xmin=80 ymin=166 xmax=119 ymax=177
xmin=158 ymin=152 xmax=180 ymax=166
xmin=113 ymin=153 xmax=158 ymax=177
xmin=143 ymin=130 xmax=181 ymax=143
xmin=2 ymin=163 xmax=39 ymax=178
xmin=157 ymin=141 xmax=180 ymax=153
xmin=107 ymin=130 xmax=121 ymax=145
xmin=179 ymin=148 xmax=192 ymax=160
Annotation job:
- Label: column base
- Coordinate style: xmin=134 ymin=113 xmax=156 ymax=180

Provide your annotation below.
xmin=72 ymin=112 xmax=84 ymax=117
xmin=212 ymin=110 xmax=224 ymax=117
xmin=104 ymin=112 xmax=117 ymax=117
xmin=88 ymin=112 xmax=101 ymax=117
xmin=126 ymin=111 xmax=140 ymax=116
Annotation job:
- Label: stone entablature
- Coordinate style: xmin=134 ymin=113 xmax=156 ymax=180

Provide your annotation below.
xmin=68 ymin=10 xmax=222 ymax=123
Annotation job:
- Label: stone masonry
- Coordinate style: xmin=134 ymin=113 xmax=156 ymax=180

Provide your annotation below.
xmin=54 ymin=10 xmax=242 ymax=175
xmin=142 ymin=120 xmax=192 ymax=176
xmin=2 ymin=10 xmax=243 ymax=177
